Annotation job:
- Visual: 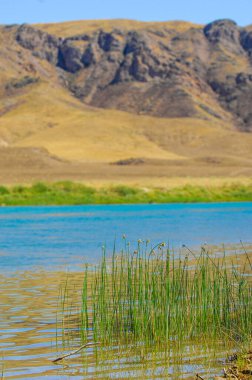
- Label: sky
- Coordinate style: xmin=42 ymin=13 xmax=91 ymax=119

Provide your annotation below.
xmin=1 ymin=0 xmax=252 ymax=26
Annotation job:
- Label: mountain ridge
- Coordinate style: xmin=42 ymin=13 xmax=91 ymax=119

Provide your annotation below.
xmin=0 ymin=18 xmax=252 ymax=183
xmin=12 ymin=18 xmax=252 ymax=129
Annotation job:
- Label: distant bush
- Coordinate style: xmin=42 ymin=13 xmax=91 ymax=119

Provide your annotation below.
xmin=112 ymin=185 xmax=139 ymax=197
xmin=0 ymin=186 xmax=9 ymax=195
xmin=31 ymin=182 xmax=48 ymax=193
xmin=82 ymin=187 xmax=96 ymax=196
xmin=12 ymin=185 xmax=26 ymax=194
xmin=54 ymin=181 xmax=74 ymax=193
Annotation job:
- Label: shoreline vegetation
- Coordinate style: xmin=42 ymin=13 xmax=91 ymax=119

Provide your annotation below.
xmin=59 ymin=243 xmax=252 ymax=379
xmin=0 ymin=181 xmax=252 ymax=206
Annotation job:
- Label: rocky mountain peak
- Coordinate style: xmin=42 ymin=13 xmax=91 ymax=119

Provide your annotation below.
xmin=203 ymin=19 xmax=243 ymax=54
xmin=4 ymin=19 xmax=252 ymax=131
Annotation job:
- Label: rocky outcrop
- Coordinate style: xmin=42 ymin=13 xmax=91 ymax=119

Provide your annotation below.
xmin=240 ymin=30 xmax=252 ymax=56
xmin=59 ymin=41 xmax=84 ymax=72
xmin=16 ymin=24 xmax=60 ymax=64
xmin=208 ymin=73 xmax=252 ymax=129
xmin=203 ymin=19 xmax=243 ymax=53
xmin=12 ymin=20 xmax=252 ymax=129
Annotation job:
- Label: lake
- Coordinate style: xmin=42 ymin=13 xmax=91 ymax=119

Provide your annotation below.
xmin=0 ymin=202 xmax=252 ymax=272
xmin=0 ymin=202 xmax=252 ymax=379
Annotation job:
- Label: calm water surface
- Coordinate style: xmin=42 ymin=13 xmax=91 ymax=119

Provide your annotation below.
xmin=0 ymin=202 xmax=251 ymax=379
xmin=0 ymin=202 xmax=251 ymax=272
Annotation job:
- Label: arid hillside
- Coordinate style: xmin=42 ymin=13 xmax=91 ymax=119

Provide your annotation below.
xmin=0 ymin=19 xmax=252 ymax=184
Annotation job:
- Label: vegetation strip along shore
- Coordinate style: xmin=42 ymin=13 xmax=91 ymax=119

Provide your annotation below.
xmin=0 ymin=181 xmax=252 ymax=205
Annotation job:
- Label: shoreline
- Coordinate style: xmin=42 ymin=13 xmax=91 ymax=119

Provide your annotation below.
xmin=0 ymin=181 xmax=252 ymax=206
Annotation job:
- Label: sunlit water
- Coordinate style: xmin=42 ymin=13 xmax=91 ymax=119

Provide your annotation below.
xmin=0 ymin=202 xmax=252 ymax=272
xmin=0 ymin=271 xmax=238 ymax=379
xmin=0 ymin=203 xmax=251 ymax=379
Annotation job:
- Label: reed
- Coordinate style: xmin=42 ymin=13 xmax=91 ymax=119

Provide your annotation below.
xmin=72 ymin=243 xmax=252 ymax=351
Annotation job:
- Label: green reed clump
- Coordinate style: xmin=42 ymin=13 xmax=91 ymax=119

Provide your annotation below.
xmin=79 ymin=244 xmax=252 ymax=349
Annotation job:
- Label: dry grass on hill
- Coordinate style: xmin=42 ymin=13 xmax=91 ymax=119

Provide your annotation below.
xmin=36 ymin=19 xmax=201 ymax=37
xmin=0 ymin=19 xmax=252 ymax=185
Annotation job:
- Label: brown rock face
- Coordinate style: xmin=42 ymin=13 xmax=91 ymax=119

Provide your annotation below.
xmin=7 ymin=19 xmax=252 ymax=130
xmin=240 ymin=30 xmax=252 ymax=57
xmin=16 ymin=24 xmax=60 ymax=64
xmin=203 ymin=19 xmax=243 ymax=53
xmin=59 ymin=41 xmax=85 ymax=72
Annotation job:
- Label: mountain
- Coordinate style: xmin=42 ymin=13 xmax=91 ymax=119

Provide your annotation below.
xmin=1 ymin=19 xmax=252 ymax=183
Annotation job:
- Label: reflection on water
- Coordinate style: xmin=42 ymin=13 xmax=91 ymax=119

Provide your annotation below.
xmin=0 ymin=203 xmax=251 ymax=378
xmin=0 ymin=263 xmax=247 ymax=380
xmin=0 ymin=272 xmax=67 ymax=379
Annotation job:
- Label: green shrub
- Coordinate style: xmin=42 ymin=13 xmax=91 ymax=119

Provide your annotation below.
xmin=0 ymin=186 xmax=9 ymax=195
xmin=54 ymin=181 xmax=74 ymax=193
xmin=31 ymin=182 xmax=48 ymax=193
xmin=12 ymin=185 xmax=26 ymax=194
xmin=113 ymin=185 xmax=139 ymax=197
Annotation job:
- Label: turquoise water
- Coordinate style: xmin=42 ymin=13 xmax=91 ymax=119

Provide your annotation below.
xmin=0 ymin=202 xmax=251 ymax=272
xmin=0 ymin=202 xmax=251 ymax=379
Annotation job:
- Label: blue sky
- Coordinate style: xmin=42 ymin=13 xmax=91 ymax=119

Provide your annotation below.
xmin=1 ymin=0 xmax=251 ymax=26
